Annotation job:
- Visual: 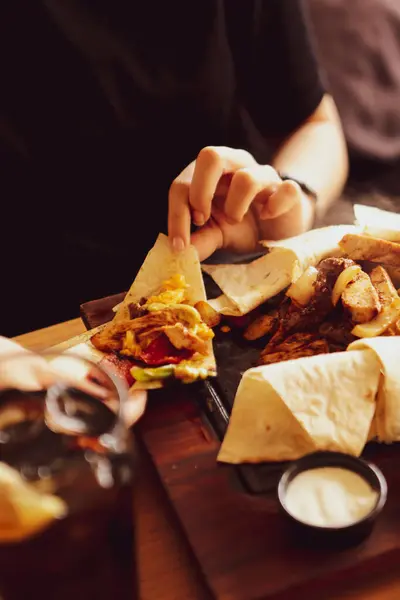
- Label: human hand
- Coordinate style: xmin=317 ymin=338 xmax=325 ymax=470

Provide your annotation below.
xmin=168 ymin=146 xmax=314 ymax=260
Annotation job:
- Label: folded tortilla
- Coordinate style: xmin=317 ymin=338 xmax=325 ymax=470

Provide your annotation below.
xmin=348 ymin=337 xmax=400 ymax=444
xmin=354 ymin=204 xmax=400 ymax=243
xmin=53 ymin=234 xmax=216 ymax=390
xmin=115 ymin=233 xmax=207 ymax=320
xmin=203 ymin=225 xmax=357 ymax=316
xmin=353 ymin=204 xmax=400 ymax=284
xmin=218 ymin=349 xmax=380 ymax=464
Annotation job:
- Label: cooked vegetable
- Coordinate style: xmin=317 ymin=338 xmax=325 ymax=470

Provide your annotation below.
xmin=131 ymin=363 xmax=209 ymax=384
xmin=384 ymin=320 xmax=400 ymax=336
xmin=339 ymin=234 xmax=400 ymax=266
xmin=286 ymin=266 xmax=318 ymax=307
xmin=331 ymin=265 xmax=362 ymax=306
xmin=244 ymin=313 xmax=279 ymax=341
xmin=341 ymin=272 xmax=381 ymax=324
xmin=194 ymin=301 xmax=221 ymax=327
xmin=370 ymin=265 xmax=399 ymax=308
xmin=352 ymin=297 xmax=400 ymax=338
xmin=131 ymin=364 xmax=175 ymax=382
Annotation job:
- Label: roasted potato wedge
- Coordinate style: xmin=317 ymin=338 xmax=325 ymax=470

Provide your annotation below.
xmin=194 ymin=301 xmax=221 ymax=328
xmin=243 ymin=313 xmax=279 ymax=341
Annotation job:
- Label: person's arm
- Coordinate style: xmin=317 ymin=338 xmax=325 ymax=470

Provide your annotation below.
xmin=168 ymin=0 xmax=349 ymax=258
xmin=262 ymin=94 xmax=349 ymax=240
xmin=168 ymin=93 xmax=348 ymax=257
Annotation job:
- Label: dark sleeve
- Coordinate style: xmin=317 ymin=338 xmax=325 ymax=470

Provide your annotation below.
xmin=227 ymin=0 xmax=325 ymax=138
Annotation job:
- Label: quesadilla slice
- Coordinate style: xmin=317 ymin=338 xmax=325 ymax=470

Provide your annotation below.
xmin=90 ymin=234 xmax=217 ymax=389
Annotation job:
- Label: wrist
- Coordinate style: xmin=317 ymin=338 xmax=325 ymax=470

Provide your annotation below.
xmin=299 ymin=191 xmax=316 ymax=232
xmin=278 ymin=172 xmax=318 ymax=229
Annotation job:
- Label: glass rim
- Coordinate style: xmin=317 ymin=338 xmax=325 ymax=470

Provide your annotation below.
xmin=0 ymin=349 xmax=131 ymax=439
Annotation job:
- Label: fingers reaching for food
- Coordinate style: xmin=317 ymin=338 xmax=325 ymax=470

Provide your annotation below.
xmin=168 ymin=146 xmax=314 ymax=260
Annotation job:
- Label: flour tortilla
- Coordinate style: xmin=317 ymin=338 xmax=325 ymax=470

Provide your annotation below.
xmin=53 ymin=235 xmax=216 ymax=390
xmin=203 ymin=225 xmax=357 ymax=316
xmin=348 ymin=337 xmax=400 ymax=443
xmin=218 ymin=349 xmax=380 ymax=464
xmin=116 ymin=233 xmax=207 ymax=319
xmin=354 ymin=204 xmax=400 ymax=243
xmin=115 ymin=233 xmax=216 ymax=387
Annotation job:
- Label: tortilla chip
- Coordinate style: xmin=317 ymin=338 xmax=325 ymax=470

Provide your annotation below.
xmin=348 ymin=337 xmax=400 ymax=443
xmin=218 ymin=349 xmax=380 ymax=464
xmin=354 ymin=204 xmax=400 ymax=243
xmin=203 ymin=225 xmax=357 ymax=315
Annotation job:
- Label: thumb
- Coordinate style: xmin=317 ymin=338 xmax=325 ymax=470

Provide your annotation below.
xmin=190 ymin=219 xmax=224 ymax=262
xmin=124 ymin=390 xmax=148 ymax=426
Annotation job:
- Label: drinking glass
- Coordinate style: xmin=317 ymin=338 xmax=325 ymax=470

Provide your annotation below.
xmin=0 ymin=351 xmax=138 ymax=600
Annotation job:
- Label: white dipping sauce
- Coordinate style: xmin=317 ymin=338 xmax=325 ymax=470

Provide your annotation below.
xmin=285 ymin=467 xmax=378 ymax=528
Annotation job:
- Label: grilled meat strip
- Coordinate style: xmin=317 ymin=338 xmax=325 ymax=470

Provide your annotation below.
xmin=270 ymin=258 xmax=355 ymax=344
xmin=259 ymin=333 xmax=330 ymax=365
xmin=91 ymin=305 xmax=208 ymax=355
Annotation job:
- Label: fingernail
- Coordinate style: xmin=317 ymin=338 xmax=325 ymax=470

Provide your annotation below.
xmin=193 ymin=211 xmax=205 ymax=226
xmin=172 ymin=236 xmax=185 ymax=252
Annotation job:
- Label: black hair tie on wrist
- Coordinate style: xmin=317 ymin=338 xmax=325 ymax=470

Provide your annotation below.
xmin=278 ymin=173 xmax=319 ymax=229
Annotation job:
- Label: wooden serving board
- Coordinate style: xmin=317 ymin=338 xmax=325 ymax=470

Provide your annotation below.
xmin=81 ymin=294 xmax=400 ymax=600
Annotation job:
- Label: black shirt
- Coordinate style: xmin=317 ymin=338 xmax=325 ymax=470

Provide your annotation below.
xmin=1 ymin=0 xmax=324 ymax=334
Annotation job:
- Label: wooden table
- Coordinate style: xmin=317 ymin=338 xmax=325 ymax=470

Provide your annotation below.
xmin=14 ymin=319 xmax=400 ymax=600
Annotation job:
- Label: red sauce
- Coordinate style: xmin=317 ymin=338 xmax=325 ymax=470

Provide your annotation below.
xmin=100 ymin=335 xmax=192 ymax=385
xmin=139 ymin=335 xmax=193 ymax=366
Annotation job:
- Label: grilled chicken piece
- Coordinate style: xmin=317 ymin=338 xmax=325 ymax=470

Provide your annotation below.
xmin=341 ymin=271 xmax=381 ymax=324
xmin=339 ymin=234 xmax=400 ymax=267
xmin=163 ymin=324 xmax=208 ymax=355
xmin=128 ymin=303 xmax=148 ymax=319
xmin=259 ymin=333 xmax=329 ymax=366
xmin=194 ymin=301 xmax=221 ymax=328
xmin=91 ymin=322 xmax=135 ymax=353
xmin=370 ymin=266 xmax=399 ymax=308
xmin=91 ymin=307 xmax=200 ymax=353
xmin=244 ymin=312 xmax=279 ymax=341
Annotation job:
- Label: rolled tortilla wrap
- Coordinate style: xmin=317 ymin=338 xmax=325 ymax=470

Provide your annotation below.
xmin=218 ymin=349 xmax=380 ymax=464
